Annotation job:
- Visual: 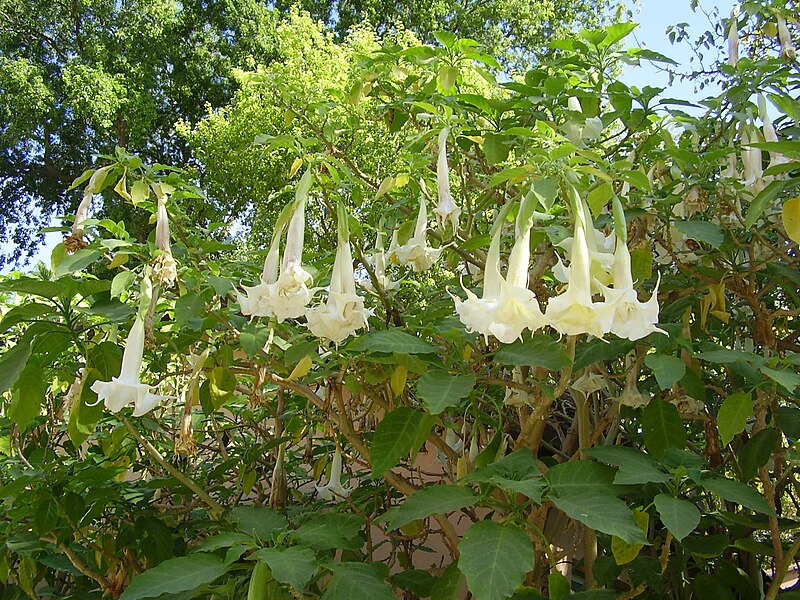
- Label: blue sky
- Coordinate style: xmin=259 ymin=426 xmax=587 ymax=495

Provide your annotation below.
xmin=622 ymin=0 xmax=737 ymax=101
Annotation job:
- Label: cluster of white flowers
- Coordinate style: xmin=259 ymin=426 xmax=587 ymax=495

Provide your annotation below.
xmin=455 ymin=193 xmax=664 ymax=343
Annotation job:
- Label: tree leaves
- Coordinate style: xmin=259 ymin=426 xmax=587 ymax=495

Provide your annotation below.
xmin=381 ymin=485 xmax=479 ymax=531
xmin=458 ymin=522 xmax=533 ymax=600
xmin=119 ymin=554 xmax=226 ymax=600
xmin=416 ymin=371 xmax=475 ymax=414
xmin=371 ymin=407 xmax=435 ymax=477
xmin=321 ymin=563 xmax=393 ymax=600
xmin=495 ymin=336 xmax=571 ymax=371
xmin=654 ymin=495 xmax=700 ymax=541
xmin=717 ymin=392 xmax=752 ymax=445
xmin=348 ymin=330 xmax=437 ymax=354
xmin=253 ymin=547 xmax=316 ymax=593
xmin=642 ymin=400 xmax=686 ymax=458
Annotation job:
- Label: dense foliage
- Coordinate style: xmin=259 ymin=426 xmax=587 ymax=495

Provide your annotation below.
xmin=1 ymin=2 xmax=800 ymax=600
xmin=0 ymin=0 xmax=612 ymax=266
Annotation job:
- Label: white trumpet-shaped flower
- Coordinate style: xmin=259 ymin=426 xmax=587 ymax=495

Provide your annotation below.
xmin=388 ymin=197 xmax=442 ymax=272
xmin=89 ymin=315 xmax=167 ymax=417
xmin=152 ymin=184 xmax=177 ymax=287
xmin=307 ymin=204 xmax=373 ymax=345
xmin=239 ymin=170 xmax=317 ymax=321
xmin=777 ymin=14 xmax=796 ymax=61
xmin=563 ymin=96 xmax=603 ymax=146
xmin=435 ymin=127 xmax=461 ymax=231
xmin=728 ymin=6 xmax=740 ymax=67
xmin=66 ymin=166 xmax=110 ymax=251
xmin=455 ymin=206 xmax=547 ymax=343
xmin=545 ymin=212 xmax=615 ymax=339
xmin=740 ymin=123 xmax=767 ymax=195
xmin=599 ymin=240 xmax=666 ymax=341
xmin=315 ymin=447 xmax=351 ymax=501
xmin=759 ymin=94 xmax=790 ymax=170
xmin=553 ymin=216 xmax=616 ymax=292
xmin=362 ymin=230 xmax=399 ymax=292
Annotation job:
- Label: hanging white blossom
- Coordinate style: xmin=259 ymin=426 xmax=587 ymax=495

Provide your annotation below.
xmin=434 ymin=127 xmax=461 ymax=231
xmin=306 ymin=203 xmax=373 ymax=345
xmin=388 ymin=197 xmax=442 ymax=272
xmin=239 ymin=169 xmax=317 ymax=321
xmin=315 ymin=447 xmax=351 ymax=501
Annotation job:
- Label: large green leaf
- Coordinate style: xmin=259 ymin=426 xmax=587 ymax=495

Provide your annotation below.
xmin=775 ymin=406 xmax=800 ymax=440
xmin=54 ymin=249 xmax=102 ymax=277
xmin=586 ymin=446 xmax=669 ymax=485
xmin=549 ymin=490 xmax=648 ymax=545
xmin=642 ymin=400 xmax=686 ymax=458
xmin=717 ymin=392 xmax=752 ymax=445
xmin=546 ymin=460 xmax=618 ymax=496
xmin=382 ymin=485 xmax=479 ymax=530
xmin=0 ymin=340 xmax=32 ymax=394
xmin=416 ymin=371 xmax=475 ymax=414
xmin=673 ymin=220 xmax=723 ymax=247
xmin=654 ymin=494 xmax=700 ymax=540
xmin=253 ymin=546 xmax=316 ymax=593
xmin=644 ymin=354 xmax=686 ymax=390
xmin=348 ymin=330 xmax=437 ymax=354
xmin=291 ymin=513 xmax=364 ymax=551
xmin=321 ymin=563 xmax=393 ymax=600
xmin=494 ymin=336 xmax=571 ymax=371
xmin=701 ymin=477 xmax=774 ymax=515
xmin=0 ymin=303 xmax=52 ymax=334
xmin=371 ymin=407 xmax=435 ymax=477
xmin=761 ymin=366 xmax=800 ymax=394
xmin=9 ymin=363 xmax=45 ymax=429
xmin=739 ymin=427 xmax=778 ymax=482
xmin=457 ymin=521 xmax=533 ymax=600
xmin=118 ymin=554 xmax=226 ymax=600
xmin=230 ymin=506 xmax=288 ymax=540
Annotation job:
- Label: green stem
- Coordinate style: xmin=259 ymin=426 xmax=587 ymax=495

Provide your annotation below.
xmin=121 ymin=416 xmax=224 ymax=517
xmin=766 ymin=536 xmax=800 ymax=600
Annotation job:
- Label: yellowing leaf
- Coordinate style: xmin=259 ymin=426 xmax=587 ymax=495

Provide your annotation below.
xmin=287 ymin=355 xmax=313 ymax=381
xmin=394 ymin=173 xmax=409 ymax=188
xmin=463 ymin=345 xmax=472 ymax=363
xmin=611 ymin=509 xmax=648 ymax=565
xmin=114 ymin=170 xmax=132 ymax=201
xmin=289 ymin=157 xmax=303 ymax=179
xmin=782 ymin=197 xmax=800 ymax=243
xmin=390 ymin=365 xmax=407 ymax=397
xmin=131 ymin=180 xmax=150 ymax=205
xmin=108 ymin=253 xmax=129 ymax=269
xmin=438 ymin=65 xmax=459 ymax=91
xmin=375 ymin=176 xmax=395 ymax=199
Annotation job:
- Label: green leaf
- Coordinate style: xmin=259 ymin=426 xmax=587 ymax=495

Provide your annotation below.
xmin=484 ymin=133 xmax=510 ymax=165
xmin=654 ymin=494 xmax=700 ymax=540
xmin=321 ymin=563 xmax=393 ymax=600
xmin=527 ymin=178 xmax=560 ymax=212
xmin=457 ymin=521 xmax=533 ymax=600
xmin=111 ymin=271 xmax=136 ymax=298
xmin=0 ymin=303 xmax=52 ymax=334
xmin=642 ymin=401 xmax=686 ymax=458
xmin=9 ymin=363 xmax=45 ymax=429
xmin=761 ymin=366 xmax=800 ymax=394
xmin=433 ymin=31 xmax=457 ymax=48
xmin=644 ymin=354 xmax=686 ymax=390
xmin=739 ymin=427 xmax=778 ymax=482
xmin=776 ymin=406 xmax=800 ymax=440
xmin=438 ymin=65 xmax=459 ymax=91
xmin=291 ymin=513 xmax=364 ymax=551
xmin=253 ymin=546 xmax=316 ymax=593
xmin=348 ymin=330 xmax=437 ymax=355
xmin=495 ymin=336 xmax=571 ymax=371
xmin=230 ymin=506 xmax=288 ymax=540
xmin=119 ymin=554 xmax=226 ymax=600
xmin=382 ymin=485 xmax=479 ymax=531
xmin=371 ymin=407 xmax=435 ymax=477
xmin=673 ymin=220 xmax=723 ymax=247
xmin=209 ymin=367 xmax=236 ymax=409
xmin=175 ymin=293 xmax=206 ymax=329
xmin=0 ymin=340 xmax=33 ymax=394
xmin=54 ymin=249 xmax=102 ymax=277
xmin=586 ymin=446 xmax=669 ymax=485
xmin=599 ymin=22 xmax=638 ymax=47
xmin=680 ymin=534 xmax=728 ymax=558
xmin=717 ymin=392 xmax=752 ymax=445
xmin=745 ymin=177 xmax=800 ymax=229
xmin=701 ymin=477 xmax=774 ymax=514
xmin=546 ymin=460 xmax=618 ymax=496
xmin=549 ymin=490 xmax=648 ymax=544
xmin=416 ymin=371 xmax=475 ymax=414
xmin=239 ymin=324 xmax=271 ymax=357
xmin=430 ymin=562 xmax=464 ymax=600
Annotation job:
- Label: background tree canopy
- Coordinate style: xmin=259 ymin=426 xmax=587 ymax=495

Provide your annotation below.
xmin=0 ymin=0 xmax=614 ymax=266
